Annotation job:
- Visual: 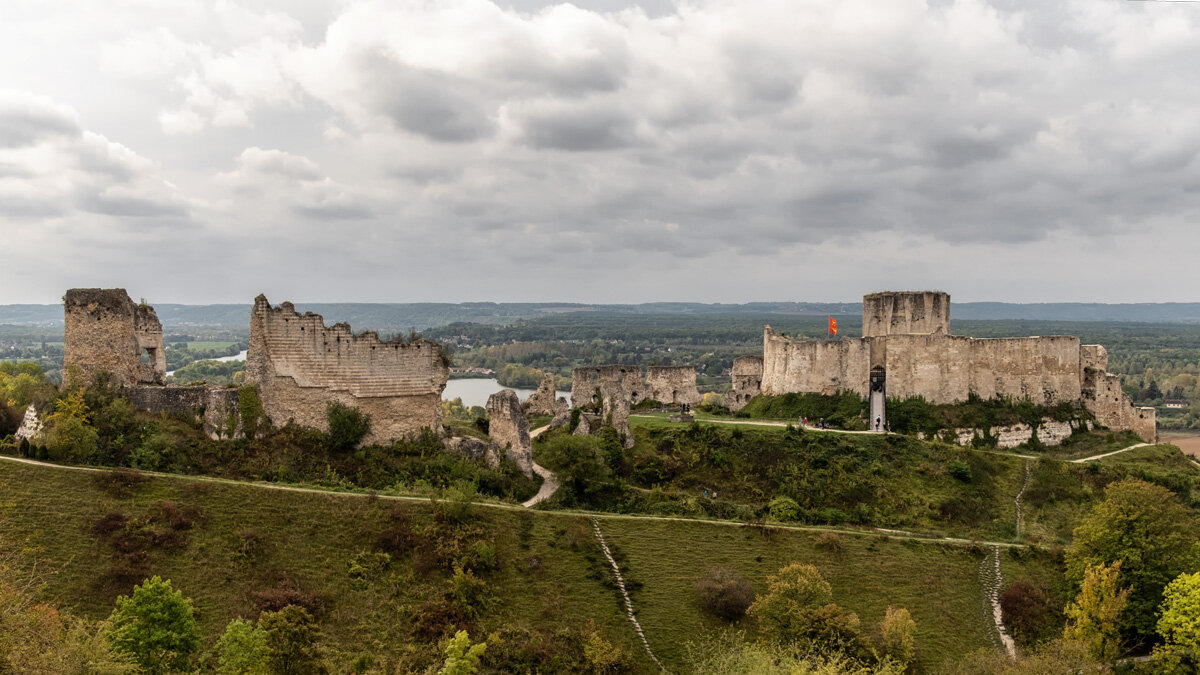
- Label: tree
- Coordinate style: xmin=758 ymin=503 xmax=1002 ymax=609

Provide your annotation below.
xmin=1063 ymin=562 xmax=1129 ymax=661
xmin=0 ymin=583 xmax=135 ymax=674
xmin=1065 ymin=479 xmax=1200 ymax=639
xmin=259 ymin=605 xmax=326 ymax=675
xmin=215 ymin=618 xmax=270 ymax=675
xmin=438 ymin=630 xmax=487 ymax=675
xmin=1160 ymin=572 xmax=1200 ymax=645
xmin=106 ymin=576 xmax=199 ymax=674
xmin=879 ymin=606 xmax=916 ymax=667
xmin=748 ymin=563 xmax=864 ymax=654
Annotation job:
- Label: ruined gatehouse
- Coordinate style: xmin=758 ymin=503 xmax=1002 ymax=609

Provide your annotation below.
xmin=245 ymin=295 xmax=449 ymax=444
xmin=730 ymin=291 xmax=1156 ymax=443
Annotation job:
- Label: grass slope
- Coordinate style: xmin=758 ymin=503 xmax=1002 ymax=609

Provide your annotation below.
xmin=0 ymin=459 xmax=1061 ymax=671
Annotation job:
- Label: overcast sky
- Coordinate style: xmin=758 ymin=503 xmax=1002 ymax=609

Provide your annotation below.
xmin=1 ymin=0 xmax=1198 ymax=305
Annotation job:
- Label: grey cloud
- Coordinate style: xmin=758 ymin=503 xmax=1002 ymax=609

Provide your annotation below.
xmin=76 ymin=192 xmax=189 ymax=219
xmin=358 ymin=53 xmax=496 ymax=143
xmin=517 ymin=103 xmax=637 ymax=150
xmin=0 ymin=98 xmax=80 ymax=148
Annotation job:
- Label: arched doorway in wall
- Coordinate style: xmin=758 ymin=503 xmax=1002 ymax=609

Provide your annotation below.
xmin=870 ymin=366 xmax=886 ymax=432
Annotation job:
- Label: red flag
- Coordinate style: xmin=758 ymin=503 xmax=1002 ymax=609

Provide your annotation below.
xmin=829 ymin=316 xmax=838 ymax=335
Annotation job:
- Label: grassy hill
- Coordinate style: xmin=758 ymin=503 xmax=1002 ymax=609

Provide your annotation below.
xmin=0 ymin=458 xmax=1060 ymax=672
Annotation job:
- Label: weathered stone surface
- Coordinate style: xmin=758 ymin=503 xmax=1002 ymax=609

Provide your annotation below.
xmin=486 ymin=389 xmax=533 ymax=476
xmin=605 ymin=395 xmax=634 ymax=449
xmin=570 ymin=364 xmax=700 ymax=409
xmin=445 ymin=436 xmax=501 ymax=467
xmin=939 ymin=418 xmax=1090 ymax=449
xmin=14 ymin=406 xmax=43 ymax=442
xmin=124 ymin=385 xmax=242 ymax=440
xmin=727 ymin=355 xmax=764 ymax=411
xmin=573 ymin=415 xmax=591 ymax=436
xmin=524 ymin=373 xmax=567 ymax=416
xmin=246 ymin=295 xmax=448 ymax=444
xmin=752 ymin=291 xmax=1156 ymax=443
xmin=863 ymin=291 xmax=950 ymax=337
xmin=64 ymin=289 xmax=165 ymax=386
xmin=549 ymin=408 xmax=571 ymax=429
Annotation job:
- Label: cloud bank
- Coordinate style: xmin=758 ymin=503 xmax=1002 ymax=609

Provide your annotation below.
xmin=0 ymin=0 xmax=1198 ymax=304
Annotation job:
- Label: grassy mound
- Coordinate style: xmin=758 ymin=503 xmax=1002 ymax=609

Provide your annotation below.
xmin=0 ymin=459 xmax=1060 ymax=671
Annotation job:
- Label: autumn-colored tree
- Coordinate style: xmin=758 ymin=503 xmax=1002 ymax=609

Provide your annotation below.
xmin=1063 ymin=562 xmax=1129 ymax=661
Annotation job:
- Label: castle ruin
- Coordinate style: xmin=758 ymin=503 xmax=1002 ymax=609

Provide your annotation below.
xmin=731 ymin=291 xmax=1156 ymax=443
xmin=246 ymin=295 xmax=449 ymax=444
xmin=64 ymin=289 xmax=166 ymax=386
xmin=570 ymin=364 xmax=701 ymax=409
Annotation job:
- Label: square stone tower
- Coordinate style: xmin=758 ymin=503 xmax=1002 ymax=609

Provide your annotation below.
xmin=63 ymin=289 xmax=166 ymax=386
xmin=862 ymin=291 xmax=951 ymax=337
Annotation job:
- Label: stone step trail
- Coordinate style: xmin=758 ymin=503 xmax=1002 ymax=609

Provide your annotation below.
xmin=1015 ymin=458 xmax=1032 ymax=538
xmin=590 ymin=517 xmax=667 ymax=672
xmin=980 ymin=545 xmax=1017 ymax=659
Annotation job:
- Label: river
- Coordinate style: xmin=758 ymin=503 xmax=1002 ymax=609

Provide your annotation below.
xmin=442 ymin=378 xmax=555 ymax=408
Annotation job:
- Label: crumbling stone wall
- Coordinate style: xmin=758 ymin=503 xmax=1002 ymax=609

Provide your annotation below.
xmin=727 ymin=355 xmax=764 ymax=411
xmin=644 ymin=366 xmax=702 ymax=406
xmin=486 ymin=389 xmax=534 ymax=475
xmin=1081 ymin=349 xmax=1157 ymax=443
xmin=64 ymin=289 xmax=165 ymax=386
xmin=124 ymin=386 xmax=241 ymax=440
xmin=862 ymin=291 xmax=950 ymax=337
xmin=524 ymin=373 xmax=567 ymax=416
xmin=246 ymin=295 xmax=448 ymax=443
xmin=569 ymin=364 xmax=700 ymax=409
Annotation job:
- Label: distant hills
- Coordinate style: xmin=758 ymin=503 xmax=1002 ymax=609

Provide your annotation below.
xmin=3 ymin=300 xmax=1200 ymax=330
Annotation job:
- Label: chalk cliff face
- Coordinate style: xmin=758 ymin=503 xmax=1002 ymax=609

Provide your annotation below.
xmin=740 ymin=291 xmax=1156 ymax=443
xmin=64 ymin=288 xmax=166 ymax=386
xmin=246 ymin=295 xmax=449 ymax=443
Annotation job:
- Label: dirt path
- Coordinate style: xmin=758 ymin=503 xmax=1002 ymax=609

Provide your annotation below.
xmin=0 ymin=453 xmax=1030 ymax=550
xmin=522 ymin=424 xmax=560 ymax=508
xmin=1070 ymin=442 xmax=1151 ymax=463
xmin=591 ymin=518 xmax=667 ymax=672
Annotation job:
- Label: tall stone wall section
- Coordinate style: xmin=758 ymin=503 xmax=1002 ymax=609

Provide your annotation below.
xmin=485 ymin=389 xmax=534 ymax=475
xmin=760 ymin=326 xmax=871 ymax=397
xmin=862 ymin=291 xmax=950 ymax=337
xmin=524 ymin=373 xmax=567 ymax=416
xmin=246 ymin=295 xmax=448 ymax=443
xmin=644 ymin=366 xmax=702 ymax=406
xmin=727 ymin=355 xmax=764 ymax=411
xmin=64 ymin=288 xmax=166 ymax=386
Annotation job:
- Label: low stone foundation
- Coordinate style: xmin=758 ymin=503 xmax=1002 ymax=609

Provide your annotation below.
xmin=124 ymin=385 xmax=242 ymax=439
xmin=920 ymin=418 xmax=1093 ymax=449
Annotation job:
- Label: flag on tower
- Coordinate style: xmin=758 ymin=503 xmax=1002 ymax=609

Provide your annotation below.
xmin=829 ymin=316 xmax=838 ymax=336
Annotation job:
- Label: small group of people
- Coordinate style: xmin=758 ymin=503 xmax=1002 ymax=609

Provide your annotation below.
xmin=798 ymin=416 xmax=830 ymax=429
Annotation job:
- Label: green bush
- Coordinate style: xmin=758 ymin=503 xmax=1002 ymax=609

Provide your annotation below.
xmin=947 ymin=460 xmax=973 ymax=482
xmin=768 ymin=496 xmax=800 ymax=521
xmin=326 ymin=401 xmax=371 ymax=452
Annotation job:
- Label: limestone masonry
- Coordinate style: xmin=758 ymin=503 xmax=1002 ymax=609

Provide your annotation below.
xmin=524 ymin=373 xmax=568 ymax=417
xmin=64 ymin=289 xmax=166 ymax=386
xmin=485 ymin=389 xmax=534 ymax=475
xmin=246 ymin=295 xmax=449 ymax=443
xmin=570 ymin=364 xmax=701 ymax=409
xmin=737 ymin=291 xmax=1156 ymax=442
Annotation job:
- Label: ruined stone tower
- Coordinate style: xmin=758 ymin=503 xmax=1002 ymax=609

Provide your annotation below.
xmin=64 ymin=288 xmax=166 ymax=386
xmin=245 ymin=295 xmax=449 ymax=443
xmin=862 ymin=291 xmax=950 ymax=337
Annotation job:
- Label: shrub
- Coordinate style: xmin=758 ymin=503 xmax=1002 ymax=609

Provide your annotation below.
xmin=250 ymin=578 xmax=324 ymax=616
xmin=1000 ymin=581 xmax=1060 ymax=648
xmin=816 ymin=531 xmax=843 ymax=556
xmin=107 ymin=576 xmax=199 ymax=674
xmin=326 ymin=401 xmax=371 ymax=452
xmin=238 ymin=385 xmax=265 ymax=438
xmin=413 ymin=598 xmax=472 ymax=641
xmin=948 ymin=460 xmax=973 ymax=482
xmin=259 ymin=605 xmax=327 ymax=675
xmin=768 ymin=496 xmax=800 ymax=522
xmin=695 ymin=567 xmax=754 ymax=621
xmin=449 ymin=565 xmax=496 ymax=619
xmin=878 ymin=606 xmax=917 ymax=667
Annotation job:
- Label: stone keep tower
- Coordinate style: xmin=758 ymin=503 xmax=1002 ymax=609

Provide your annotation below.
xmin=64 ymin=288 xmax=166 ymax=386
xmin=862 ymin=291 xmax=950 ymax=338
